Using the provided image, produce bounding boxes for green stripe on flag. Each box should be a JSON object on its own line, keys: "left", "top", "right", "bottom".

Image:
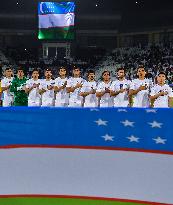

{"left": 0, "top": 197, "right": 150, "bottom": 205}
{"left": 38, "top": 26, "right": 75, "bottom": 40}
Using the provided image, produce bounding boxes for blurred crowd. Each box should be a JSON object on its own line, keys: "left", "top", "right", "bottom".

{"left": 0, "top": 43, "right": 173, "bottom": 84}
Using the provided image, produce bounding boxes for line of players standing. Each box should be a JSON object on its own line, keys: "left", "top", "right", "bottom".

{"left": 1, "top": 65, "right": 173, "bottom": 108}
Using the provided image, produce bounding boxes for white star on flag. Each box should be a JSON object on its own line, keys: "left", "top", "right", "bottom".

{"left": 153, "top": 137, "right": 167, "bottom": 144}
{"left": 121, "top": 120, "right": 135, "bottom": 127}
{"left": 117, "top": 109, "right": 127, "bottom": 112}
{"left": 127, "top": 135, "right": 140, "bottom": 143}
{"left": 146, "top": 109, "right": 157, "bottom": 113}
{"left": 148, "top": 121, "right": 163, "bottom": 128}
{"left": 102, "top": 134, "right": 114, "bottom": 141}
{"left": 95, "top": 119, "right": 108, "bottom": 126}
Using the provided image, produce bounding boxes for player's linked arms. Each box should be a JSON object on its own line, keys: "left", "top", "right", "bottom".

{"left": 33, "top": 83, "right": 40, "bottom": 88}
{"left": 159, "top": 90, "right": 168, "bottom": 96}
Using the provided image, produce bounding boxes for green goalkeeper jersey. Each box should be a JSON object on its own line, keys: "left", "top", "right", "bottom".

{"left": 10, "top": 77, "right": 28, "bottom": 106}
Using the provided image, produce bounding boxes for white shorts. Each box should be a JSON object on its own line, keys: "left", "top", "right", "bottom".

{"left": 84, "top": 103, "right": 97, "bottom": 108}
{"left": 28, "top": 100, "right": 41, "bottom": 107}
{"left": 100, "top": 103, "right": 110, "bottom": 108}
{"left": 114, "top": 101, "right": 129, "bottom": 108}
{"left": 153, "top": 103, "right": 169, "bottom": 108}
{"left": 3, "top": 100, "right": 13, "bottom": 107}
{"left": 41, "top": 99, "right": 54, "bottom": 107}
{"left": 68, "top": 102, "right": 82, "bottom": 108}
{"left": 133, "top": 102, "right": 149, "bottom": 108}
{"left": 55, "top": 102, "right": 68, "bottom": 107}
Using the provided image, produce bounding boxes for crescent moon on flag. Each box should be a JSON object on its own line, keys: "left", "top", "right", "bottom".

{"left": 65, "top": 13, "right": 74, "bottom": 25}
{"left": 40, "top": 2, "right": 44, "bottom": 14}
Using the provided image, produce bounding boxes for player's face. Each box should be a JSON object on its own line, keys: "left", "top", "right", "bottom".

{"left": 45, "top": 71, "right": 52, "bottom": 79}
{"left": 137, "top": 68, "right": 146, "bottom": 78}
{"left": 32, "top": 71, "right": 39, "bottom": 79}
{"left": 73, "top": 68, "right": 80, "bottom": 77}
{"left": 102, "top": 72, "right": 110, "bottom": 81}
{"left": 17, "top": 70, "right": 24, "bottom": 78}
{"left": 117, "top": 70, "right": 125, "bottom": 79}
{"left": 157, "top": 74, "right": 166, "bottom": 85}
{"left": 59, "top": 68, "right": 66, "bottom": 76}
{"left": 88, "top": 73, "right": 95, "bottom": 81}
{"left": 5, "top": 69, "right": 13, "bottom": 78}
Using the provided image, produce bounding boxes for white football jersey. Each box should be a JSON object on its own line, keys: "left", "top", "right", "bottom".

{"left": 54, "top": 77, "right": 69, "bottom": 106}
{"left": 39, "top": 79, "right": 55, "bottom": 106}
{"left": 150, "top": 84, "right": 173, "bottom": 108}
{"left": 110, "top": 79, "right": 131, "bottom": 107}
{"left": 96, "top": 81, "right": 113, "bottom": 107}
{"left": 67, "top": 77, "right": 85, "bottom": 106}
{"left": 26, "top": 79, "right": 41, "bottom": 105}
{"left": 130, "top": 78, "right": 151, "bottom": 107}
{"left": 80, "top": 81, "right": 98, "bottom": 107}
{"left": 1, "top": 77, "right": 14, "bottom": 106}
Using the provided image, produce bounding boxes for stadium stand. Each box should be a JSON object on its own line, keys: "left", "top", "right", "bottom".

{"left": 0, "top": 43, "right": 173, "bottom": 84}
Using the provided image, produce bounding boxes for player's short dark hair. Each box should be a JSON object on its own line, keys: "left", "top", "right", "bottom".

{"left": 137, "top": 66, "right": 148, "bottom": 73}
{"left": 44, "top": 68, "right": 52, "bottom": 72}
{"left": 101, "top": 70, "right": 110, "bottom": 81}
{"left": 72, "top": 65, "right": 80, "bottom": 70}
{"left": 58, "top": 66, "right": 68, "bottom": 76}
{"left": 137, "top": 65, "right": 145, "bottom": 70}
{"left": 117, "top": 67, "right": 126, "bottom": 72}
{"left": 87, "top": 70, "right": 95, "bottom": 76}
{"left": 5, "top": 67, "right": 12, "bottom": 71}
{"left": 59, "top": 66, "right": 67, "bottom": 71}
{"left": 17, "top": 67, "right": 25, "bottom": 72}
{"left": 158, "top": 71, "right": 167, "bottom": 78}
{"left": 32, "top": 69, "right": 39, "bottom": 74}
{"left": 137, "top": 65, "right": 147, "bottom": 71}
{"left": 102, "top": 70, "right": 110, "bottom": 76}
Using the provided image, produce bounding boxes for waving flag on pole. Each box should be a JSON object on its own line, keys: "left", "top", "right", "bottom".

{"left": 38, "top": 2, "right": 75, "bottom": 40}
{"left": 0, "top": 107, "right": 173, "bottom": 205}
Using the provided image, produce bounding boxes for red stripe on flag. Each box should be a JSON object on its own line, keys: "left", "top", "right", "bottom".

{"left": 0, "top": 195, "right": 170, "bottom": 205}
{"left": 0, "top": 145, "right": 172, "bottom": 156}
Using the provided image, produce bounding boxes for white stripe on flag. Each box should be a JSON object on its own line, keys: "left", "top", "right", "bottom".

{"left": 0, "top": 148, "right": 173, "bottom": 204}
{"left": 39, "top": 13, "right": 74, "bottom": 28}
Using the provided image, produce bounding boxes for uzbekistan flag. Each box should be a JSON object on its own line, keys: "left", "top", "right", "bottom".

{"left": 0, "top": 107, "right": 173, "bottom": 205}
{"left": 38, "top": 2, "right": 75, "bottom": 40}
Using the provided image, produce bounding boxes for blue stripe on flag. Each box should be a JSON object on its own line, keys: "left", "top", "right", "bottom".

{"left": 38, "top": 2, "right": 75, "bottom": 15}
{"left": 0, "top": 107, "right": 173, "bottom": 153}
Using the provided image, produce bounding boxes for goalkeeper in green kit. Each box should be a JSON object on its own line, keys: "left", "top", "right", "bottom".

{"left": 10, "top": 67, "right": 28, "bottom": 106}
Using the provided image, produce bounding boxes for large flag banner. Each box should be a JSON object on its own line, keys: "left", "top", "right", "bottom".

{"left": 38, "top": 2, "right": 75, "bottom": 40}
{"left": 0, "top": 107, "right": 173, "bottom": 205}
